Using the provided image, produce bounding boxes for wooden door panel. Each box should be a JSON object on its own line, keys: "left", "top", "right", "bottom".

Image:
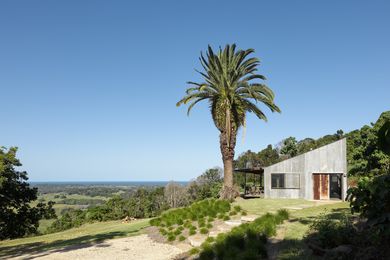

{"left": 313, "top": 174, "right": 320, "bottom": 200}
{"left": 320, "top": 174, "right": 329, "bottom": 199}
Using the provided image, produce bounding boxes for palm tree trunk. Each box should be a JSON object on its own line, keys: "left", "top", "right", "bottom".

{"left": 219, "top": 126, "right": 238, "bottom": 200}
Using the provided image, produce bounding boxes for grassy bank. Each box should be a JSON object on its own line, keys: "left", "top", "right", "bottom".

{"left": 0, "top": 219, "right": 150, "bottom": 258}
{"left": 274, "top": 202, "right": 350, "bottom": 259}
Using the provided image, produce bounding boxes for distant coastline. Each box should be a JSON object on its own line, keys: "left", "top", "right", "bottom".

{"left": 30, "top": 181, "right": 189, "bottom": 186}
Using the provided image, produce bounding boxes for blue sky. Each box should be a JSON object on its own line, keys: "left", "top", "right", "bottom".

{"left": 1, "top": 1, "right": 389, "bottom": 181}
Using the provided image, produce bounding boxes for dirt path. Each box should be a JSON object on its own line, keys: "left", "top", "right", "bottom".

{"left": 10, "top": 234, "right": 184, "bottom": 260}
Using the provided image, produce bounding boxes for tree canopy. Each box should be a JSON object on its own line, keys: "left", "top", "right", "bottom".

{"left": 177, "top": 44, "right": 280, "bottom": 199}
{"left": 0, "top": 147, "right": 56, "bottom": 240}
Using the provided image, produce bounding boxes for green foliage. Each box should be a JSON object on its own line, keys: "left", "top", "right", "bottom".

{"left": 306, "top": 212, "right": 355, "bottom": 249}
{"left": 277, "top": 209, "right": 290, "bottom": 220}
{"left": 50, "top": 187, "right": 168, "bottom": 233}
{"left": 233, "top": 205, "right": 241, "bottom": 212}
{"left": 189, "top": 247, "right": 200, "bottom": 255}
{"left": 0, "top": 147, "right": 56, "bottom": 240}
{"left": 223, "top": 215, "right": 230, "bottom": 221}
{"left": 347, "top": 111, "right": 390, "bottom": 176}
{"left": 229, "top": 211, "right": 237, "bottom": 216}
{"left": 167, "top": 234, "right": 176, "bottom": 241}
{"left": 178, "top": 235, "right": 186, "bottom": 241}
{"left": 200, "top": 227, "right": 209, "bottom": 234}
{"left": 241, "top": 210, "right": 248, "bottom": 216}
{"left": 186, "top": 168, "right": 223, "bottom": 203}
{"left": 177, "top": 44, "right": 280, "bottom": 133}
{"left": 197, "top": 210, "right": 289, "bottom": 259}
{"left": 151, "top": 199, "right": 230, "bottom": 240}
{"left": 348, "top": 175, "right": 390, "bottom": 235}
{"left": 205, "top": 236, "right": 214, "bottom": 243}
{"left": 280, "top": 137, "right": 298, "bottom": 158}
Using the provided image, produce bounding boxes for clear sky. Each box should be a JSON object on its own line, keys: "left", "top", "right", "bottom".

{"left": 1, "top": 1, "right": 389, "bottom": 181}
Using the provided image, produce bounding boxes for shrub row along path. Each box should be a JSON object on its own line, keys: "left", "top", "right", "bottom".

{"left": 3, "top": 199, "right": 343, "bottom": 260}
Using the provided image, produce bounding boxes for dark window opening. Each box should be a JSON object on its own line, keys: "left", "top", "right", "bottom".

{"left": 271, "top": 174, "right": 285, "bottom": 189}
{"left": 329, "top": 174, "right": 342, "bottom": 199}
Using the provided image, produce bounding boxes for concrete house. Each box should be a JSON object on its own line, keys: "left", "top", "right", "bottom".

{"left": 263, "top": 138, "right": 348, "bottom": 200}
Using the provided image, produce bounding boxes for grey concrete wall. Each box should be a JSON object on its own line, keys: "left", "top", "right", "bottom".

{"left": 264, "top": 138, "right": 347, "bottom": 200}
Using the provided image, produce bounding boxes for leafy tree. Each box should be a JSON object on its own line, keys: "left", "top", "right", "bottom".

{"left": 346, "top": 111, "right": 390, "bottom": 176}
{"left": 0, "top": 147, "right": 56, "bottom": 239}
{"left": 177, "top": 44, "right": 280, "bottom": 199}
{"left": 347, "top": 113, "right": 390, "bottom": 240}
{"left": 280, "top": 137, "right": 298, "bottom": 158}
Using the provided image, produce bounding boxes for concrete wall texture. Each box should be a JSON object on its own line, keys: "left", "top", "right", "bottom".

{"left": 264, "top": 138, "right": 348, "bottom": 200}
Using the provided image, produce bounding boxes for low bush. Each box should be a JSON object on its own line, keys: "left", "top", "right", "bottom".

{"left": 196, "top": 210, "right": 289, "bottom": 259}
{"left": 306, "top": 212, "right": 355, "bottom": 249}
{"left": 189, "top": 247, "right": 200, "bottom": 255}
{"left": 189, "top": 229, "right": 196, "bottom": 236}
{"left": 229, "top": 211, "right": 237, "bottom": 216}
{"left": 178, "top": 235, "right": 186, "bottom": 241}
{"left": 200, "top": 228, "right": 209, "bottom": 234}
{"left": 150, "top": 199, "right": 231, "bottom": 240}
{"left": 205, "top": 236, "right": 214, "bottom": 243}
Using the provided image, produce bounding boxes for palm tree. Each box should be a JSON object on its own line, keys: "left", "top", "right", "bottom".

{"left": 177, "top": 44, "right": 281, "bottom": 199}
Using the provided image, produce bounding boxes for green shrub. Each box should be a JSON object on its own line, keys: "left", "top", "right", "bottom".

{"left": 241, "top": 210, "right": 247, "bottom": 216}
{"left": 196, "top": 211, "right": 287, "bottom": 259}
{"left": 276, "top": 209, "right": 289, "bottom": 222}
{"left": 149, "top": 218, "right": 161, "bottom": 226}
{"left": 159, "top": 228, "right": 167, "bottom": 235}
{"left": 229, "top": 211, "right": 237, "bottom": 216}
{"left": 205, "top": 236, "right": 215, "bottom": 243}
{"left": 189, "top": 229, "right": 196, "bottom": 236}
{"left": 206, "top": 223, "right": 213, "bottom": 229}
{"left": 176, "top": 218, "right": 184, "bottom": 225}
{"left": 223, "top": 215, "right": 230, "bottom": 221}
{"left": 306, "top": 212, "right": 356, "bottom": 249}
{"left": 167, "top": 234, "right": 176, "bottom": 241}
{"left": 200, "top": 228, "right": 209, "bottom": 234}
{"left": 199, "top": 243, "right": 215, "bottom": 259}
{"left": 178, "top": 235, "right": 186, "bottom": 241}
{"left": 217, "top": 213, "right": 224, "bottom": 219}
{"left": 348, "top": 174, "right": 390, "bottom": 237}
{"left": 207, "top": 216, "right": 215, "bottom": 222}
{"left": 189, "top": 247, "right": 200, "bottom": 255}
{"left": 233, "top": 205, "right": 242, "bottom": 212}
{"left": 174, "top": 229, "right": 182, "bottom": 236}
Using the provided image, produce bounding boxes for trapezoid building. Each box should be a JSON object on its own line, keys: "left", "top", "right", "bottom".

{"left": 263, "top": 138, "right": 348, "bottom": 200}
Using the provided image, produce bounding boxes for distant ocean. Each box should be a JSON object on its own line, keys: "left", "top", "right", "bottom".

{"left": 30, "top": 181, "right": 189, "bottom": 186}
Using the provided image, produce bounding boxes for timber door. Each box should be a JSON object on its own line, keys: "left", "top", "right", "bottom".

{"left": 313, "top": 174, "right": 330, "bottom": 200}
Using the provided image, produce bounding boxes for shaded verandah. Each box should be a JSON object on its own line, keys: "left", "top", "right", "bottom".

{"left": 234, "top": 167, "right": 264, "bottom": 198}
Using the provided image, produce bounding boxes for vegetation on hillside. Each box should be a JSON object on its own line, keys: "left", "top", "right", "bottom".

{"left": 234, "top": 111, "right": 390, "bottom": 179}
{"left": 195, "top": 209, "right": 289, "bottom": 259}
{"left": 177, "top": 44, "right": 280, "bottom": 200}
{"left": 47, "top": 168, "right": 223, "bottom": 234}
{"left": 150, "top": 199, "right": 247, "bottom": 242}
{"left": 0, "top": 147, "right": 56, "bottom": 240}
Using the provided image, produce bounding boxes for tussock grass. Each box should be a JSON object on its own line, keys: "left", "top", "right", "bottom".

{"left": 197, "top": 209, "right": 289, "bottom": 259}
{"left": 149, "top": 199, "right": 231, "bottom": 241}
